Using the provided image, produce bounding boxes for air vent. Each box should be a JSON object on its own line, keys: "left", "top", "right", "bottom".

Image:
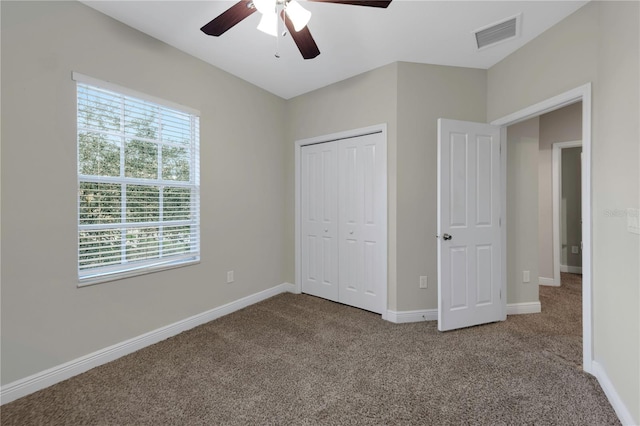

{"left": 474, "top": 15, "right": 520, "bottom": 50}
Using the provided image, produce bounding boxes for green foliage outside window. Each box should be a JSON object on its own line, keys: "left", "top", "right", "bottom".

{"left": 78, "top": 84, "right": 197, "bottom": 274}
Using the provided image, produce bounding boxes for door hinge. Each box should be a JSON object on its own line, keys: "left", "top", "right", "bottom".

{"left": 499, "top": 217, "right": 502, "bottom": 227}
{"left": 500, "top": 289, "right": 502, "bottom": 300}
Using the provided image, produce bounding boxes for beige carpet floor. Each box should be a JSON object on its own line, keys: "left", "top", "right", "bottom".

{"left": 1, "top": 273, "right": 619, "bottom": 425}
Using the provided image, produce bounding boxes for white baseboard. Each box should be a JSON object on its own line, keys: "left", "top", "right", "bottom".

{"left": 386, "top": 308, "right": 438, "bottom": 323}
{"left": 387, "top": 302, "right": 541, "bottom": 323}
{"left": 560, "top": 264, "right": 583, "bottom": 274}
{"left": 539, "top": 277, "right": 560, "bottom": 286}
{"left": 592, "top": 361, "right": 636, "bottom": 425}
{"left": 506, "top": 301, "right": 541, "bottom": 315}
{"left": 0, "top": 282, "right": 296, "bottom": 405}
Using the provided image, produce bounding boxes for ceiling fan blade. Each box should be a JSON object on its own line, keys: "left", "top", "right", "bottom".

{"left": 201, "top": 1, "right": 256, "bottom": 36}
{"left": 281, "top": 11, "right": 320, "bottom": 60}
{"left": 307, "top": 0, "right": 392, "bottom": 8}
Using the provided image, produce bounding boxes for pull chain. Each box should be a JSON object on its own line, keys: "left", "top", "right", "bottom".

{"left": 275, "top": 4, "right": 279, "bottom": 58}
{"left": 282, "top": 1, "right": 288, "bottom": 38}
{"left": 275, "top": 1, "right": 289, "bottom": 59}
{"left": 275, "top": 2, "right": 282, "bottom": 58}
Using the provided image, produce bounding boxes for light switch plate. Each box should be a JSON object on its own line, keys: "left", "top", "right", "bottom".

{"left": 627, "top": 208, "right": 640, "bottom": 234}
{"left": 419, "top": 276, "right": 428, "bottom": 289}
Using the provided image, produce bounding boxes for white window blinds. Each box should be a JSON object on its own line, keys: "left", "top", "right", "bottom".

{"left": 75, "top": 74, "right": 200, "bottom": 285}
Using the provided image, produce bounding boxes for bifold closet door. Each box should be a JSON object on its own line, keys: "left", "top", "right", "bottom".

{"left": 301, "top": 132, "right": 385, "bottom": 315}
{"left": 301, "top": 142, "right": 339, "bottom": 302}
{"left": 338, "top": 133, "right": 385, "bottom": 314}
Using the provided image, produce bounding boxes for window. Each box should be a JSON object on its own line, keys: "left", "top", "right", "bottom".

{"left": 74, "top": 73, "right": 200, "bottom": 285}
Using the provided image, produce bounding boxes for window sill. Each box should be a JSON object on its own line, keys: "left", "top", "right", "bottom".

{"left": 78, "top": 258, "right": 200, "bottom": 288}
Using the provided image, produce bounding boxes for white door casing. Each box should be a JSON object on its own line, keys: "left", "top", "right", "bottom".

{"left": 437, "top": 119, "right": 504, "bottom": 331}
{"left": 301, "top": 142, "right": 339, "bottom": 302}
{"left": 490, "top": 84, "right": 592, "bottom": 372}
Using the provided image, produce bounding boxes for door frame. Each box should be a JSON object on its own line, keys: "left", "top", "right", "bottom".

{"left": 294, "top": 123, "right": 388, "bottom": 320}
{"left": 491, "top": 83, "right": 592, "bottom": 373}
{"left": 551, "top": 140, "right": 583, "bottom": 285}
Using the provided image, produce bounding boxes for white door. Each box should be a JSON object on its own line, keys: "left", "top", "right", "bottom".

{"left": 301, "top": 142, "right": 339, "bottom": 302}
{"left": 437, "top": 119, "right": 503, "bottom": 331}
{"left": 338, "top": 133, "right": 386, "bottom": 314}
{"left": 300, "top": 129, "right": 387, "bottom": 315}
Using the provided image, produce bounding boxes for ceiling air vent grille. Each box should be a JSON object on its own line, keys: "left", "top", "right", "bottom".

{"left": 475, "top": 16, "right": 519, "bottom": 49}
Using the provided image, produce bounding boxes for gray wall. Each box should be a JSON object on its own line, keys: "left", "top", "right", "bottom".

{"left": 561, "top": 147, "right": 582, "bottom": 268}
{"left": 488, "top": 1, "right": 639, "bottom": 421}
{"left": 284, "top": 63, "right": 400, "bottom": 307}
{"left": 395, "top": 62, "right": 486, "bottom": 311}
{"left": 1, "top": 1, "right": 287, "bottom": 385}
{"left": 506, "top": 118, "right": 540, "bottom": 304}
{"left": 286, "top": 62, "right": 487, "bottom": 312}
{"left": 538, "top": 103, "right": 582, "bottom": 279}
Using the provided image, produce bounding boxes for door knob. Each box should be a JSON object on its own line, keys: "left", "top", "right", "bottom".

{"left": 442, "top": 233, "right": 452, "bottom": 241}
{"left": 324, "top": 229, "right": 328, "bottom": 233}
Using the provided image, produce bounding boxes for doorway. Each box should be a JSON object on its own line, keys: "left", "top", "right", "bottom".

{"left": 552, "top": 141, "right": 583, "bottom": 283}
{"left": 492, "top": 83, "right": 593, "bottom": 373}
{"left": 535, "top": 101, "right": 584, "bottom": 287}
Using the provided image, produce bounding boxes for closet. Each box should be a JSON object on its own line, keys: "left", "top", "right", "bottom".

{"left": 300, "top": 130, "right": 386, "bottom": 314}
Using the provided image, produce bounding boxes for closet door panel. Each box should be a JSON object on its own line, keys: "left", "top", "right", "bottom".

{"left": 301, "top": 142, "right": 339, "bottom": 302}
{"left": 338, "top": 133, "right": 385, "bottom": 314}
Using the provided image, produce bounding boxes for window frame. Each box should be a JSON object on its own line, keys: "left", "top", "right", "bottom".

{"left": 73, "top": 72, "right": 200, "bottom": 287}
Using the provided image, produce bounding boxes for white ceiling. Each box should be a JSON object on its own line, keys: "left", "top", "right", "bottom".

{"left": 81, "top": 0, "right": 588, "bottom": 99}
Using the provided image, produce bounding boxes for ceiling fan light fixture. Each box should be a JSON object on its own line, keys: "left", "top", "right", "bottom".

{"left": 201, "top": 0, "right": 392, "bottom": 59}
{"left": 253, "top": 0, "right": 276, "bottom": 15}
{"left": 257, "top": 12, "right": 278, "bottom": 36}
{"left": 286, "top": 0, "right": 311, "bottom": 32}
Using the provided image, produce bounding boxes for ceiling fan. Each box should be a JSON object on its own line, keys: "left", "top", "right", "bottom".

{"left": 201, "top": 0, "right": 392, "bottom": 60}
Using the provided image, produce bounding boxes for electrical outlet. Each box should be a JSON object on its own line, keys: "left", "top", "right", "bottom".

{"left": 523, "top": 270, "right": 530, "bottom": 283}
{"left": 419, "top": 276, "right": 428, "bottom": 289}
{"left": 227, "top": 270, "right": 234, "bottom": 283}
{"left": 571, "top": 246, "right": 579, "bottom": 254}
